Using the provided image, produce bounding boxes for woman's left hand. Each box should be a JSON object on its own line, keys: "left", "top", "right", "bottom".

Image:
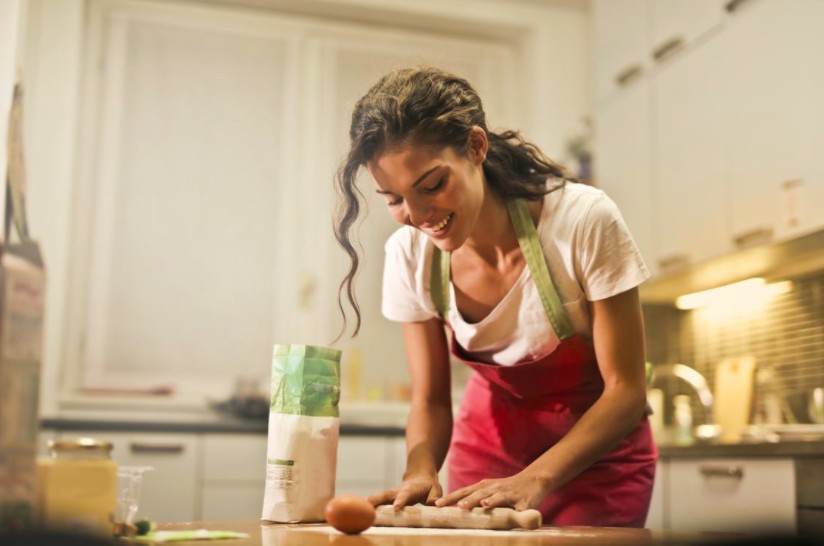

{"left": 434, "top": 470, "right": 550, "bottom": 511}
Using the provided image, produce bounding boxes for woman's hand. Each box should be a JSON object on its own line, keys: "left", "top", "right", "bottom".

{"left": 434, "top": 470, "right": 549, "bottom": 511}
{"left": 368, "top": 471, "right": 443, "bottom": 509}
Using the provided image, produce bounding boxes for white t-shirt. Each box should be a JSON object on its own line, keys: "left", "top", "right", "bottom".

{"left": 381, "top": 182, "right": 650, "bottom": 366}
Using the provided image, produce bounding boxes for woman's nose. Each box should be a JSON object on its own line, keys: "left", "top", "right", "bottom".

{"left": 405, "top": 200, "right": 431, "bottom": 227}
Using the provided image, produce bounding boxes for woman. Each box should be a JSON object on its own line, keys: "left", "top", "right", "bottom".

{"left": 333, "top": 66, "right": 656, "bottom": 527}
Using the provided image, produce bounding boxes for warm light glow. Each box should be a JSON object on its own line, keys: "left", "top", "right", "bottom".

{"left": 675, "top": 278, "right": 792, "bottom": 310}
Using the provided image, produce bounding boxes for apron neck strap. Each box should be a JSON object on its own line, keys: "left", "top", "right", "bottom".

{"left": 431, "top": 198, "right": 575, "bottom": 340}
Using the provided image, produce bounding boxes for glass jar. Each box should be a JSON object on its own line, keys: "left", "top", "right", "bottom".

{"left": 35, "top": 438, "right": 117, "bottom": 536}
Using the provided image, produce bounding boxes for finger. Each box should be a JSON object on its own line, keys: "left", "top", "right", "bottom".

{"left": 392, "top": 488, "right": 412, "bottom": 509}
{"left": 456, "top": 488, "right": 494, "bottom": 510}
{"left": 367, "top": 489, "right": 397, "bottom": 506}
{"left": 435, "top": 485, "right": 476, "bottom": 507}
{"left": 425, "top": 483, "right": 443, "bottom": 505}
{"left": 478, "top": 492, "right": 509, "bottom": 509}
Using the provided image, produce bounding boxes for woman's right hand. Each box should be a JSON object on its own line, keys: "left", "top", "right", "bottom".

{"left": 367, "top": 471, "right": 443, "bottom": 509}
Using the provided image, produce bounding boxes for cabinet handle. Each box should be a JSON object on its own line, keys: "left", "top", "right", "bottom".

{"left": 615, "top": 64, "right": 643, "bottom": 87}
{"left": 657, "top": 253, "right": 691, "bottom": 272}
{"left": 699, "top": 465, "right": 744, "bottom": 480}
{"left": 725, "top": 0, "right": 754, "bottom": 13}
{"left": 130, "top": 442, "right": 185, "bottom": 454}
{"left": 732, "top": 226, "right": 774, "bottom": 248}
{"left": 652, "top": 36, "right": 685, "bottom": 62}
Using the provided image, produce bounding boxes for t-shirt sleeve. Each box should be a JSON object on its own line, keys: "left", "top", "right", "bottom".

{"left": 575, "top": 192, "right": 651, "bottom": 301}
{"left": 382, "top": 229, "right": 436, "bottom": 323}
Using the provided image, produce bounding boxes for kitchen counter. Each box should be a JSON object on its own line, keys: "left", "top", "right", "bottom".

{"left": 145, "top": 520, "right": 743, "bottom": 546}
{"left": 41, "top": 412, "right": 824, "bottom": 458}
{"left": 657, "top": 438, "right": 824, "bottom": 458}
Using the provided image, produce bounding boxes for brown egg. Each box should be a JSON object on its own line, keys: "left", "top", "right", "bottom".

{"left": 325, "top": 495, "right": 376, "bottom": 535}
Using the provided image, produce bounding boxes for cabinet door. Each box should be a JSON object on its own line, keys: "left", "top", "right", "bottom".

{"left": 724, "top": 0, "right": 824, "bottom": 244}
{"left": 649, "top": 0, "right": 723, "bottom": 63}
{"left": 592, "top": 0, "right": 651, "bottom": 103}
{"left": 59, "top": 431, "right": 199, "bottom": 522}
{"left": 336, "top": 436, "right": 389, "bottom": 497}
{"left": 668, "top": 458, "right": 795, "bottom": 534}
{"left": 653, "top": 32, "right": 732, "bottom": 270}
{"left": 593, "top": 79, "right": 656, "bottom": 277}
{"left": 200, "top": 434, "right": 267, "bottom": 520}
{"left": 646, "top": 460, "right": 666, "bottom": 529}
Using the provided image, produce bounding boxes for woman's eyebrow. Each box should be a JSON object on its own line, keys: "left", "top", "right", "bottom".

{"left": 375, "top": 165, "right": 442, "bottom": 194}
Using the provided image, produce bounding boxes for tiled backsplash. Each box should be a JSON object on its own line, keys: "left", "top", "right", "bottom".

{"left": 643, "top": 271, "right": 824, "bottom": 425}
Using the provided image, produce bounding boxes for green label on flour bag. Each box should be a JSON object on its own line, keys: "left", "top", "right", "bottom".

{"left": 270, "top": 344, "right": 341, "bottom": 418}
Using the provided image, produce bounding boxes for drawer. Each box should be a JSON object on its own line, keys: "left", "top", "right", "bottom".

{"left": 59, "top": 430, "right": 199, "bottom": 522}
{"left": 668, "top": 458, "right": 795, "bottom": 534}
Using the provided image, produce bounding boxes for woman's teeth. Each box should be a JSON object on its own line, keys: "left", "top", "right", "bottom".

{"left": 430, "top": 214, "right": 452, "bottom": 233}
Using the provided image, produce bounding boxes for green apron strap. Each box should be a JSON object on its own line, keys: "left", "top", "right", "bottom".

{"left": 506, "top": 199, "right": 575, "bottom": 340}
{"left": 431, "top": 245, "right": 450, "bottom": 318}
{"left": 429, "top": 199, "right": 575, "bottom": 340}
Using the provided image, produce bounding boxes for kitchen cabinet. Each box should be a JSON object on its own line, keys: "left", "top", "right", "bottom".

{"left": 200, "top": 434, "right": 267, "bottom": 520}
{"left": 666, "top": 457, "right": 795, "bottom": 534}
{"left": 649, "top": 0, "right": 724, "bottom": 64}
{"left": 593, "top": 0, "right": 824, "bottom": 282}
{"left": 56, "top": 430, "right": 199, "bottom": 522}
{"left": 591, "top": 0, "right": 650, "bottom": 104}
{"left": 592, "top": 76, "right": 657, "bottom": 276}
{"left": 723, "top": 0, "right": 824, "bottom": 245}
{"left": 652, "top": 30, "right": 732, "bottom": 270}
{"left": 796, "top": 458, "right": 824, "bottom": 538}
{"left": 646, "top": 461, "right": 666, "bottom": 529}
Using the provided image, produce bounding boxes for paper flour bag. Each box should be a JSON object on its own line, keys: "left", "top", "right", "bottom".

{"left": 261, "top": 344, "right": 341, "bottom": 522}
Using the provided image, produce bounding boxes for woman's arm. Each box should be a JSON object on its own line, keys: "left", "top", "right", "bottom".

{"left": 368, "top": 318, "right": 453, "bottom": 508}
{"left": 436, "top": 286, "right": 648, "bottom": 510}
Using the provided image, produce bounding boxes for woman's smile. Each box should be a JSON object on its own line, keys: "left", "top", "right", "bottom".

{"left": 424, "top": 213, "right": 453, "bottom": 237}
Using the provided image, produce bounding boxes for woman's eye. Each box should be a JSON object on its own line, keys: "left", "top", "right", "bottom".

{"left": 387, "top": 196, "right": 402, "bottom": 207}
{"left": 424, "top": 178, "right": 445, "bottom": 194}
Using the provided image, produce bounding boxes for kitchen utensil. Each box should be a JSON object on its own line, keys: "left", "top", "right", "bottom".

{"left": 374, "top": 505, "right": 541, "bottom": 530}
{"left": 713, "top": 356, "right": 756, "bottom": 441}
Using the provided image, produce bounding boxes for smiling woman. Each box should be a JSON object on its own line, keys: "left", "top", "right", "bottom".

{"left": 332, "top": 66, "right": 656, "bottom": 527}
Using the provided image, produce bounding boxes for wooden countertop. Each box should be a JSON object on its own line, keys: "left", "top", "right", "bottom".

{"left": 148, "top": 520, "right": 740, "bottom": 546}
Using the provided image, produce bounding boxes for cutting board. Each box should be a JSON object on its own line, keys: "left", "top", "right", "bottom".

{"left": 714, "top": 356, "right": 756, "bottom": 441}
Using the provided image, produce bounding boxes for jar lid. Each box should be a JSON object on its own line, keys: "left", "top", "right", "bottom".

{"left": 48, "top": 437, "right": 114, "bottom": 455}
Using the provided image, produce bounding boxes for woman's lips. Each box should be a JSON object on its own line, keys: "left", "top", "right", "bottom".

{"left": 425, "top": 213, "right": 453, "bottom": 236}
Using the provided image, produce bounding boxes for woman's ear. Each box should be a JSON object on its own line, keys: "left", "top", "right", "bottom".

{"left": 466, "top": 126, "right": 488, "bottom": 165}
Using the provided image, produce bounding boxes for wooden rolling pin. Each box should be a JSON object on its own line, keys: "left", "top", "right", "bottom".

{"left": 374, "top": 505, "right": 542, "bottom": 530}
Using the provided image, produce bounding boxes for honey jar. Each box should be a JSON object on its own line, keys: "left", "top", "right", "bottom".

{"left": 35, "top": 438, "right": 117, "bottom": 536}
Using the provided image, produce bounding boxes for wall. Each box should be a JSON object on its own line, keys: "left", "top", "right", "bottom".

{"left": 644, "top": 270, "right": 824, "bottom": 425}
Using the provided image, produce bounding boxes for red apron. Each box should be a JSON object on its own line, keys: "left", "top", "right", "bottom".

{"left": 431, "top": 199, "right": 657, "bottom": 527}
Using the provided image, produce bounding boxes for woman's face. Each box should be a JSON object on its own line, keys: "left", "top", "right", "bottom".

{"left": 367, "top": 135, "right": 487, "bottom": 252}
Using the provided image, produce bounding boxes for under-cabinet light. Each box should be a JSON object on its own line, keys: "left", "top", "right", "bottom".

{"left": 675, "top": 278, "right": 792, "bottom": 310}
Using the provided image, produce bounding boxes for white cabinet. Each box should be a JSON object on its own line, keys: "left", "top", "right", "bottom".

{"left": 667, "top": 458, "right": 796, "bottom": 534}
{"left": 593, "top": 78, "right": 657, "bottom": 276}
{"left": 200, "top": 434, "right": 267, "bottom": 520}
{"left": 646, "top": 460, "right": 666, "bottom": 529}
{"left": 649, "top": 0, "right": 724, "bottom": 63}
{"left": 593, "top": 0, "right": 824, "bottom": 281}
{"left": 652, "top": 31, "right": 732, "bottom": 269}
{"left": 592, "top": 0, "right": 650, "bottom": 103}
{"left": 723, "top": 0, "right": 824, "bottom": 245}
{"left": 58, "top": 430, "right": 199, "bottom": 523}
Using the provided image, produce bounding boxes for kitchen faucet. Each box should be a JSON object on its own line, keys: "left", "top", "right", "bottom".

{"left": 650, "top": 363, "right": 722, "bottom": 440}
